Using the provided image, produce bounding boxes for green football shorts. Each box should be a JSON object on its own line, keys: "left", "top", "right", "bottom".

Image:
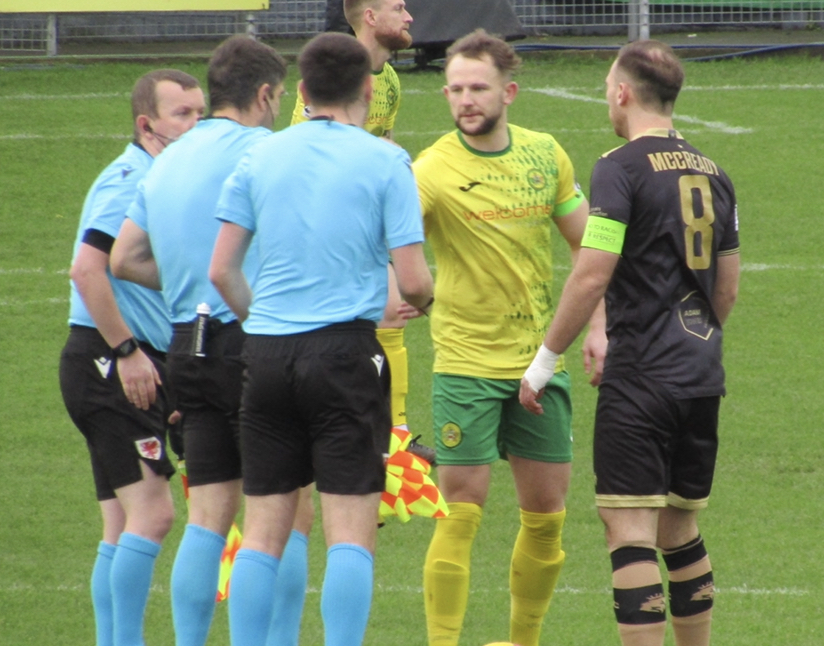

{"left": 432, "top": 372, "right": 573, "bottom": 465}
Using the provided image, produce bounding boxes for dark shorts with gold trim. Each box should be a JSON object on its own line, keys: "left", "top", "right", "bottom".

{"left": 594, "top": 375, "right": 719, "bottom": 509}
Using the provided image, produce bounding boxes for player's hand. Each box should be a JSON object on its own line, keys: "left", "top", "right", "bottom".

{"left": 520, "top": 344, "right": 558, "bottom": 414}
{"left": 582, "top": 328, "right": 608, "bottom": 387}
{"left": 397, "top": 301, "right": 426, "bottom": 320}
{"left": 117, "top": 349, "right": 161, "bottom": 410}
{"left": 519, "top": 379, "right": 545, "bottom": 415}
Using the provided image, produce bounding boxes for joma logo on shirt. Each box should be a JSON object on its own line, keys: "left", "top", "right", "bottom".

{"left": 462, "top": 204, "right": 551, "bottom": 221}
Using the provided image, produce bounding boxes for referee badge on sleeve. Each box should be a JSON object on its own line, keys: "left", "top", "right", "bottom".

{"left": 135, "top": 438, "right": 163, "bottom": 460}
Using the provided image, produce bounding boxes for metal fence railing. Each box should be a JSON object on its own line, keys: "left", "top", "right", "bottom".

{"left": 2, "top": 1, "right": 823, "bottom": 55}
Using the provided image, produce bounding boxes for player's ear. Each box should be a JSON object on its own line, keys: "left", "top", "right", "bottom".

{"left": 503, "top": 81, "right": 518, "bottom": 105}
{"left": 617, "top": 81, "right": 631, "bottom": 107}
{"left": 135, "top": 114, "right": 152, "bottom": 136}
{"left": 258, "top": 83, "right": 271, "bottom": 109}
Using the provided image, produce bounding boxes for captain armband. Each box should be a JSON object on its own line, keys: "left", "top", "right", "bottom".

{"left": 581, "top": 216, "right": 626, "bottom": 254}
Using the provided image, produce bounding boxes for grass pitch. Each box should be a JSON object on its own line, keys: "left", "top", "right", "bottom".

{"left": 1, "top": 49, "right": 823, "bottom": 645}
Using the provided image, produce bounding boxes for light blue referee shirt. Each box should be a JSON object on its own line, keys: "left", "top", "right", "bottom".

{"left": 215, "top": 119, "right": 424, "bottom": 336}
{"left": 127, "top": 118, "right": 271, "bottom": 324}
{"left": 68, "top": 143, "right": 172, "bottom": 351}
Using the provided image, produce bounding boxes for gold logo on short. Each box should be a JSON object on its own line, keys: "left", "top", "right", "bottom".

{"left": 692, "top": 582, "right": 715, "bottom": 602}
{"left": 639, "top": 592, "right": 666, "bottom": 614}
{"left": 441, "top": 423, "right": 461, "bottom": 448}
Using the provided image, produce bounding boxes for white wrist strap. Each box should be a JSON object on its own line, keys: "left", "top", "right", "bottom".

{"left": 523, "top": 345, "right": 559, "bottom": 393}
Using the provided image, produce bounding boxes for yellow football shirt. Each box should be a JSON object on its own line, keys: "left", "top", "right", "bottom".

{"left": 413, "top": 125, "right": 584, "bottom": 379}
{"left": 290, "top": 62, "right": 401, "bottom": 138}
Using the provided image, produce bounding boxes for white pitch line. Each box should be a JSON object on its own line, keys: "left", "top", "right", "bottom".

{"left": 671, "top": 113, "right": 752, "bottom": 134}
{"left": 527, "top": 87, "right": 753, "bottom": 134}
{"left": 0, "top": 92, "right": 128, "bottom": 100}
{"left": 0, "top": 296, "right": 68, "bottom": 307}
{"left": 4, "top": 581, "right": 809, "bottom": 596}
{"left": 0, "top": 133, "right": 130, "bottom": 141}
{"left": 684, "top": 83, "right": 824, "bottom": 92}
{"left": 742, "top": 263, "right": 824, "bottom": 271}
{"left": 369, "top": 583, "right": 809, "bottom": 596}
{"left": 0, "top": 267, "right": 45, "bottom": 274}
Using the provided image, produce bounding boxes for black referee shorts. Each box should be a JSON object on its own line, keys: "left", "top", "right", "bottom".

{"left": 59, "top": 326, "right": 175, "bottom": 501}
{"left": 241, "top": 320, "right": 391, "bottom": 497}
{"left": 167, "top": 320, "right": 245, "bottom": 487}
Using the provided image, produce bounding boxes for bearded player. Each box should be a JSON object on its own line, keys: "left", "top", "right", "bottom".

{"left": 404, "top": 30, "right": 607, "bottom": 646}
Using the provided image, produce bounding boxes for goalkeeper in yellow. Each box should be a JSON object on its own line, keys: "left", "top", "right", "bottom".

{"left": 403, "top": 30, "right": 607, "bottom": 646}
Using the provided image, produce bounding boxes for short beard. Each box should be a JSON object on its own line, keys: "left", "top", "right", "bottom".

{"left": 375, "top": 29, "right": 413, "bottom": 51}
{"left": 455, "top": 112, "right": 500, "bottom": 137}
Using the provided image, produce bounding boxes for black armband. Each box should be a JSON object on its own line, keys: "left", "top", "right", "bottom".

{"left": 81, "top": 228, "right": 116, "bottom": 254}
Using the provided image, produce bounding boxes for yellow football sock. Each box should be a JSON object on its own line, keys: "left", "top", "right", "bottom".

{"left": 423, "top": 502, "right": 482, "bottom": 646}
{"left": 376, "top": 327, "right": 408, "bottom": 428}
{"left": 509, "top": 508, "right": 566, "bottom": 646}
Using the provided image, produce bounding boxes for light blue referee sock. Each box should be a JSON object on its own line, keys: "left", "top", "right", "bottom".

{"left": 171, "top": 524, "right": 226, "bottom": 646}
{"left": 267, "top": 530, "right": 309, "bottom": 646}
{"left": 321, "top": 544, "right": 374, "bottom": 646}
{"left": 111, "top": 532, "right": 161, "bottom": 646}
{"left": 91, "top": 541, "right": 117, "bottom": 646}
{"left": 229, "top": 548, "right": 280, "bottom": 646}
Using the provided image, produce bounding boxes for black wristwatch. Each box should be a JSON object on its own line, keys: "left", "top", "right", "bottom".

{"left": 112, "top": 336, "right": 140, "bottom": 358}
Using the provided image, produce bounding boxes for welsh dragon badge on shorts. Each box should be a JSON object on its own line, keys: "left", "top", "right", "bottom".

{"left": 135, "top": 438, "right": 163, "bottom": 460}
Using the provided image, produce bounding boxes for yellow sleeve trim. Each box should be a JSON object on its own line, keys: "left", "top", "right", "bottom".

{"left": 582, "top": 216, "right": 626, "bottom": 254}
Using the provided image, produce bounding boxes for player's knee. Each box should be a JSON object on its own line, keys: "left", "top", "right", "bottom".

{"left": 155, "top": 500, "right": 176, "bottom": 540}
{"left": 293, "top": 487, "right": 316, "bottom": 535}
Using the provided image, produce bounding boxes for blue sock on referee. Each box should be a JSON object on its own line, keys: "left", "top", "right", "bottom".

{"left": 321, "top": 544, "right": 374, "bottom": 646}
{"left": 171, "top": 524, "right": 226, "bottom": 646}
{"left": 91, "top": 541, "right": 116, "bottom": 646}
{"left": 111, "top": 532, "right": 161, "bottom": 646}
{"left": 267, "top": 530, "right": 309, "bottom": 646}
{"left": 229, "top": 548, "right": 280, "bottom": 646}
